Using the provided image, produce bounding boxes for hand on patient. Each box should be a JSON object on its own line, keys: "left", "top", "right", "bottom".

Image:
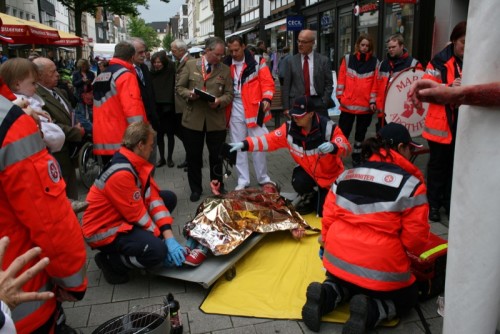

{"left": 165, "top": 237, "right": 187, "bottom": 267}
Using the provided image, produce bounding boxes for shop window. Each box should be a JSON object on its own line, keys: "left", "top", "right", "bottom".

{"left": 383, "top": 3, "right": 415, "bottom": 54}
{"left": 320, "top": 9, "right": 336, "bottom": 64}
{"left": 357, "top": 1, "right": 379, "bottom": 57}
{"left": 338, "top": 6, "right": 352, "bottom": 69}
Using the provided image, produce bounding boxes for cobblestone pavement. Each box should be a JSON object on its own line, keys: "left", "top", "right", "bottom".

{"left": 68, "top": 116, "right": 447, "bottom": 333}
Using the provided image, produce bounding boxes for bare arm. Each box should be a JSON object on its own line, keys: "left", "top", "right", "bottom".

{"left": 410, "top": 79, "right": 500, "bottom": 107}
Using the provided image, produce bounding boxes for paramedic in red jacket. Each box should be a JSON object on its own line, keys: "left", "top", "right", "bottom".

{"left": 302, "top": 123, "right": 430, "bottom": 333}
{"left": 0, "top": 95, "right": 87, "bottom": 333}
{"left": 229, "top": 95, "right": 350, "bottom": 217}
{"left": 224, "top": 35, "right": 275, "bottom": 190}
{"left": 83, "top": 122, "right": 185, "bottom": 285}
{"left": 375, "top": 34, "right": 422, "bottom": 131}
{"left": 421, "top": 21, "right": 466, "bottom": 223}
{"left": 336, "top": 34, "right": 379, "bottom": 166}
{"left": 93, "top": 41, "right": 148, "bottom": 161}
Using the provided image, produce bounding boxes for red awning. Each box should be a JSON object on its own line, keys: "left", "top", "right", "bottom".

{"left": 53, "top": 31, "right": 83, "bottom": 47}
{"left": 0, "top": 12, "right": 60, "bottom": 44}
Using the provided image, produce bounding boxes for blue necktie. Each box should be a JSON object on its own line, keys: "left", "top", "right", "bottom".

{"left": 135, "top": 66, "right": 145, "bottom": 85}
{"left": 206, "top": 63, "right": 212, "bottom": 74}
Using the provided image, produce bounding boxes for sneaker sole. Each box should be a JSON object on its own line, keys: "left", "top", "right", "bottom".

{"left": 302, "top": 282, "right": 323, "bottom": 332}
{"left": 342, "top": 295, "right": 369, "bottom": 334}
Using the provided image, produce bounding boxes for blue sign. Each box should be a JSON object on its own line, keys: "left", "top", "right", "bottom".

{"left": 287, "top": 16, "right": 304, "bottom": 31}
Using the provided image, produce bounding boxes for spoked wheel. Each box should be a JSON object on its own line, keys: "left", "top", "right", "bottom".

{"left": 78, "top": 141, "right": 102, "bottom": 189}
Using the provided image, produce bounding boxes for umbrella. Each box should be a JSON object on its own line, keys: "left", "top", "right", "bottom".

{"left": 0, "top": 12, "right": 60, "bottom": 44}
{"left": 188, "top": 47, "right": 204, "bottom": 54}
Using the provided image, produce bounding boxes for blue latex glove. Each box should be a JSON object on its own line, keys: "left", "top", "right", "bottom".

{"left": 318, "top": 142, "right": 335, "bottom": 154}
{"left": 165, "top": 238, "right": 186, "bottom": 267}
{"left": 229, "top": 142, "right": 244, "bottom": 152}
{"left": 319, "top": 247, "right": 324, "bottom": 260}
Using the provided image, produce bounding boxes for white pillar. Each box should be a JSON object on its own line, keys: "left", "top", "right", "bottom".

{"left": 443, "top": 1, "right": 500, "bottom": 333}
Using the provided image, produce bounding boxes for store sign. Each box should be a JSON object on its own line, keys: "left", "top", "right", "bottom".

{"left": 385, "top": 0, "right": 417, "bottom": 3}
{"left": 359, "top": 3, "right": 378, "bottom": 14}
{"left": 286, "top": 16, "right": 304, "bottom": 31}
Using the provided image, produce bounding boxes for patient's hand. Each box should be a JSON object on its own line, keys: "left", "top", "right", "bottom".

{"left": 291, "top": 227, "right": 305, "bottom": 240}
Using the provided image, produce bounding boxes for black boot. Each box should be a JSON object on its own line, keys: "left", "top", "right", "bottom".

{"left": 351, "top": 142, "right": 362, "bottom": 167}
{"left": 429, "top": 207, "right": 441, "bottom": 222}
{"left": 302, "top": 282, "right": 324, "bottom": 332}
{"left": 342, "top": 295, "right": 379, "bottom": 334}
{"left": 95, "top": 252, "right": 129, "bottom": 285}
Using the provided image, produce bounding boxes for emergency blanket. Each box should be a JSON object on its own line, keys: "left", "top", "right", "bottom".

{"left": 184, "top": 189, "right": 312, "bottom": 256}
{"left": 200, "top": 213, "right": 398, "bottom": 326}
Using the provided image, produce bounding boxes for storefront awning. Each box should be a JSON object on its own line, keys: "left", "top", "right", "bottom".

{"left": 226, "top": 26, "right": 256, "bottom": 38}
{"left": 0, "top": 12, "right": 60, "bottom": 44}
{"left": 264, "top": 18, "right": 287, "bottom": 30}
{"left": 53, "top": 31, "right": 83, "bottom": 47}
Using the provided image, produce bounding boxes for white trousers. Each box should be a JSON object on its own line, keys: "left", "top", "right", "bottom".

{"left": 230, "top": 117, "right": 271, "bottom": 187}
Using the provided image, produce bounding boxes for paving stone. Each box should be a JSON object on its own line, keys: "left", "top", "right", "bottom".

{"left": 149, "top": 275, "right": 187, "bottom": 296}
{"left": 76, "top": 284, "right": 114, "bottom": 307}
{"left": 253, "top": 320, "right": 303, "bottom": 334}
{"left": 213, "top": 324, "right": 258, "bottom": 334}
{"left": 231, "top": 316, "right": 271, "bottom": 327}
{"left": 87, "top": 300, "right": 129, "bottom": 327}
{"left": 187, "top": 308, "right": 233, "bottom": 333}
{"left": 65, "top": 305, "right": 91, "bottom": 328}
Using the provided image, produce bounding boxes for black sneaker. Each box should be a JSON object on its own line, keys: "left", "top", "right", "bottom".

{"left": 342, "top": 295, "right": 370, "bottom": 334}
{"left": 429, "top": 207, "right": 441, "bottom": 222}
{"left": 95, "top": 253, "right": 129, "bottom": 285}
{"left": 302, "top": 282, "right": 324, "bottom": 332}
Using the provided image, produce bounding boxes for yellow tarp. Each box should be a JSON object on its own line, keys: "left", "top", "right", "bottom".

{"left": 201, "top": 213, "right": 398, "bottom": 325}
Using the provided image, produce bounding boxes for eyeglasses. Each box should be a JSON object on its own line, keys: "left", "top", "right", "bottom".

{"left": 298, "top": 39, "right": 314, "bottom": 45}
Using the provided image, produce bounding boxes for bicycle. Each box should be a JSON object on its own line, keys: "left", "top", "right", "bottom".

{"left": 78, "top": 135, "right": 103, "bottom": 189}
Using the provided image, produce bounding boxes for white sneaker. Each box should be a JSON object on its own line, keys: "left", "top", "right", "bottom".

{"left": 235, "top": 184, "right": 247, "bottom": 191}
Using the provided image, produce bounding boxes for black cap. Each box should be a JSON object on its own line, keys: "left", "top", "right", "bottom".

{"left": 378, "top": 123, "right": 423, "bottom": 149}
{"left": 289, "top": 96, "right": 315, "bottom": 117}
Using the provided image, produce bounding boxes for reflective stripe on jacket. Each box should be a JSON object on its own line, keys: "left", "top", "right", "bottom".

{"left": 422, "top": 43, "right": 461, "bottom": 144}
{"left": 244, "top": 114, "right": 350, "bottom": 189}
{"left": 93, "top": 58, "right": 147, "bottom": 155}
{"left": 224, "top": 50, "right": 275, "bottom": 128}
{"left": 375, "top": 51, "right": 422, "bottom": 113}
{"left": 82, "top": 147, "right": 173, "bottom": 248}
{"left": 322, "top": 150, "right": 430, "bottom": 291}
{"left": 337, "top": 52, "right": 379, "bottom": 115}
{"left": 0, "top": 97, "right": 87, "bottom": 333}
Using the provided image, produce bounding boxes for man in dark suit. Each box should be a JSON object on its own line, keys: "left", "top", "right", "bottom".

{"left": 282, "top": 29, "right": 334, "bottom": 118}
{"left": 130, "top": 38, "right": 159, "bottom": 166}
{"left": 176, "top": 37, "right": 234, "bottom": 202}
{"left": 34, "top": 57, "right": 84, "bottom": 200}
{"left": 171, "top": 39, "right": 192, "bottom": 170}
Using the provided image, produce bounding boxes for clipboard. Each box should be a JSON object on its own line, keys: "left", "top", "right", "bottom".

{"left": 194, "top": 88, "right": 216, "bottom": 102}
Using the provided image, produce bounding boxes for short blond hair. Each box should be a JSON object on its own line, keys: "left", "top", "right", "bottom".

{"left": 122, "top": 122, "right": 156, "bottom": 150}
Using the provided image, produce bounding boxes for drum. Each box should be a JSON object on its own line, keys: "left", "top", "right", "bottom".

{"left": 384, "top": 67, "right": 429, "bottom": 137}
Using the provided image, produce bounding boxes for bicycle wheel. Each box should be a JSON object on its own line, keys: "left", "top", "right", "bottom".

{"left": 78, "top": 141, "right": 102, "bottom": 189}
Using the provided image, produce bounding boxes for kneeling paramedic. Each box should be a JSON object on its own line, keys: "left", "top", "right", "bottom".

{"left": 82, "top": 121, "right": 186, "bottom": 284}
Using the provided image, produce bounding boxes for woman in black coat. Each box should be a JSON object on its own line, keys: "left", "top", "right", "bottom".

{"left": 150, "top": 51, "right": 177, "bottom": 167}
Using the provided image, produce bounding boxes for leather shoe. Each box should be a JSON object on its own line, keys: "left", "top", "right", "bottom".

{"left": 156, "top": 159, "right": 167, "bottom": 168}
{"left": 429, "top": 207, "right": 441, "bottom": 222}
{"left": 190, "top": 192, "right": 201, "bottom": 202}
{"left": 177, "top": 161, "right": 188, "bottom": 168}
{"left": 167, "top": 159, "right": 174, "bottom": 168}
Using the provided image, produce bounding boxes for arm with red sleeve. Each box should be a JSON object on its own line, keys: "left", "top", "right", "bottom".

{"left": 145, "top": 177, "right": 173, "bottom": 233}
{"left": 242, "top": 122, "right": 289, "bottom": 152}
{"left": 103, "top": 171, "right": 158, "bottom": 235}
{"left": 321, "top": 189, "right": 338, "bottom": 245}
{"left": 116, "top": 72, "right": 148, "bottom": 125}
{"left": 1, "top": 111, "right": 87, "bottom": 299}
{"left": 399, "top": 181, "right": 430, "bottom": 255}
{"left": 336, "top": 57, "right": 347, "bottom": 101}
{"left": 258, "top": 59, "right": 275, "bottom": 104}
{"left": 330, "top": 124, "right": 351, "bottom": 158}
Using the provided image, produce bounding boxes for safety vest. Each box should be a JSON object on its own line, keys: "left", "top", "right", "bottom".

{"left": 245, "top": 114, "right": 350, "bottom": 189}
{"left": 224, "top": 50, "right": 275, "bottom": 128}
{"left": 421, "top": 44, "right": 461, "bottom": 144}
{"left": 336, "top": 52, "right": 379, "bottom": 114}
{"left": 93, "top": 58, "right": 147, "bottom": 155}
{"left": 0, "top": 96, "right": 87, "bottom": 333}
{"left": 83, "top": 147, "right": 173, "bottom": 248}
{"left": 322, "top": 150, "right": 430, "bottom": 291}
